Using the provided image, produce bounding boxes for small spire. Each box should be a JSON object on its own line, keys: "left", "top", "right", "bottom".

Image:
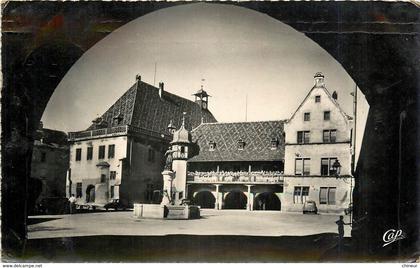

{"left": 201, "top": 78, "right": 205, "bottom": 90}
{"left": 182, "top": 112, "right": 187, "bottom": 127}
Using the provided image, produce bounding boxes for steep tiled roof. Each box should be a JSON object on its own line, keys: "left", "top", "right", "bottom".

{"left": 34, "top": 128, "right": 68, "bottom": 146}
{"left": 189, "top": 121, "right": 285, "bottom": 162}
{"left": 88, "top": 80, "right": 217, "bottom": 134}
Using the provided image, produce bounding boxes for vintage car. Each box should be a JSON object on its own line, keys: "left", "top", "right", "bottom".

{"left": 104, "top": 199, "right": 127, "bottom": 211}
{"left": 302, "top": 200, "right": 318, "bottom": 214}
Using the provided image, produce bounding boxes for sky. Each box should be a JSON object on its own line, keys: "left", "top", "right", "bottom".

{"left": 42, "top": 3, "right": 369, "bottom": 156}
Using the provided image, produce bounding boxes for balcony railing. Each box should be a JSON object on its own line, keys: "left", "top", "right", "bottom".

{"left": 68, "top": 125, "right": 171, "bottom": 141}
{"left": 187, "top": 171, "right": 284, "bottom": 184}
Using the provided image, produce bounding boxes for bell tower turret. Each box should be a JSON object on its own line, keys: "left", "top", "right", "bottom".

{"left": 170, "top": 112, "right": 191, "bottom": 204}
{"left": 193, "top": 84, "right": 210, "bottom": 110}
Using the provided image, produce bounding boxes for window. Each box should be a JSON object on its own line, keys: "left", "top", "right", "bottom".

{"left": 238, "top": 139, "right": 245, "bottom": 150}
{"left": 324, "top": 111, "right": 331, "bottom": 121}
{"left": 148, "top": 148, "right": 155, "bottom": 162}
{"left": 41, "top": 152, "right": 47, "bottom": 162}
{"left": 323, "top": 130, "right": 337, "bottom": 143}
{"left": 304, "top": 112, "right": 311, "bottom": 121}
{"left": 75, "top": 148, "right": 82, "bottom": 161}
{"left": 100, "top": 174, "right": 106, "bottom": 183}
{"left": 76, "top": 183, "right": 82, "bottom": 198}
{"left": 110, "top": 171, "right": 116, "bottom": 180}
{"left": 110, "top": 186, "right": 115, "bottom": 198}
{"left": 271, "top": 138, "right": 278, "bottom": 149}
{"left": 320, "top": 187, "right": 336, "bottom": 205}
{"left": 87, "top": 147, "right": 93, "bottom": 160}
{"left": 294, "top": 186, "right": 310, "bottom": 204}
{"left": 108, "top": 144, "right": 115, "bottom": 159}
{"left": 209, "top": 141, "right": 216, "bottom": 151}
{"left": 315, "top": 95, "right": 321, "bottom": 103}
{"left": 297, "top": 131, "right": 310, "bottom": 144}
{"left": 321, "top": 157, "right": 338, "bottom": 176}
{"left": 98, "top": 145, "right": 105, "bottom": 159}
{"left": 295, "top": 158, "right": 311, "bottom": 175}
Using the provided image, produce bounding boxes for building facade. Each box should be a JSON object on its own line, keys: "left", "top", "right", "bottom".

{"left": 282, "top": 73, "right": 354, "bottom": 213}
{"left": 177, "top": 120, "right": 285, "bottom": 210}
{"left": 31, "top": 124, "right": 69, "bottom": 203}
{"left": 168, "top": 73, "right": 353, "bottom": 214}
{"left": 67, "top": 76, "right": 217, "bottom": 207}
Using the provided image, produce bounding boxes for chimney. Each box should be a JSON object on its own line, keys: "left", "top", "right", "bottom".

{"left": 159, "top": 82, "right": 164, "bottom": 98}
{"left": 314, "top": 72, "right": 325, "bottom": 87}
{"left": 332, "top": 91, "right": 338, "bottom": 100}
{"left": 136, "top": 74, "right": 141, "bottom": 81}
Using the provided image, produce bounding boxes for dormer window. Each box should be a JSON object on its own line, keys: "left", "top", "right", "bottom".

{"left": 271, "top": 138, "right": 279, "bottom": 150}
{"left": 209, "top": 141, "right": 216, "bottom": 151}
{"left": 113, "top": 113, "right": 123, "bottom": 125}
{"left": 237, "top": 139, "right": 245, "bottom": 150}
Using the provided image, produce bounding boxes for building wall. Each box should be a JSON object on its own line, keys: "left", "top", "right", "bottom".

{"left": 282, "top": 176, "right": 353, "bottom": 213}
{"left": 68, "top": 136, "right": 128, "bottom": 203}
{"left": 283, "top": 82, "right": 353, "bottom": 214}
{"left": 31, "top": 142, "right": 69, "bottom": 200}
{"left": 284, "top": 143, "right": 352, "bottom": 176}
{"left": 121, "top": 137, "right": 165, "bottom": 205}
{"left": 284, "top": 86, "right": 352, "bottom": 147}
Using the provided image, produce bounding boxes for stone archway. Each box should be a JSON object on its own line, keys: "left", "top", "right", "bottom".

{"left": 224, "top": 191, "right": 247, "bottom": 210}
{"left": 193, "top": 191, "right": 215, "bottom": 209}
{"left": 86, "top": 185, "right": 95, "bottom": 203}
{"left": 254, "top": 192, "right": 281, "bottom": 211}
{"left": 3, "top": 1, "right": 418, "bottom": 258}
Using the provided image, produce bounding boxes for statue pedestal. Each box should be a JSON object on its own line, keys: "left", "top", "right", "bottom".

{"left": 161, "top": 170, "right": 174, "bottom": 206}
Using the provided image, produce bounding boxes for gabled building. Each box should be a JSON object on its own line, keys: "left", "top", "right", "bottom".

{"left": 282, "top": 72, "right": 354, "bottom": 213}
{"left": 67, "top": 76, "right": 217, "bottom": 207}
{"left": 182, "top": 120, "right": 286, "bottom": 210}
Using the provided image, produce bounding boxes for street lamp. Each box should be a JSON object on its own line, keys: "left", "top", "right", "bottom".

{"left": 332, "top": 159, "right": 341, "bottom": 178}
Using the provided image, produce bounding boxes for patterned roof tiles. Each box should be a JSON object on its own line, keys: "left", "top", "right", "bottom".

{"left": 87, "top": 80, "right": 217, "bottom": 135}
{"left": 189, "top": 120, "right": 285, "bottom": 162}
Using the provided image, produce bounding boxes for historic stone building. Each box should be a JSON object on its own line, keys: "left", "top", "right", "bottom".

{"left": 282, "top": 72, "right": 354, "bottom": 213}
{"left": 182, "top": 120, "right": 285, "bottom": 210}
{"left": 67, "top": 76, "right": 216, "bottom": 207}
{"left": 31, "top": 123, "right": 69, "bottom": 203}
{"left": 168, "top": 72, "right": 353, "bottom": 214}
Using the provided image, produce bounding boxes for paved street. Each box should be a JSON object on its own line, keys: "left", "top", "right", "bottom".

{"left": 28, "top": 209, "right": 352, "bottom": 239}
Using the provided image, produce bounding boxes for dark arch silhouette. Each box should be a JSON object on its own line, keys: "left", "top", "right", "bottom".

{"left": 193, "top": 191, "right": 215, "bottom": 209}
{"left": 224, "top": 191, "right": 247, "bottom": 210}
{"left": 254, "top": 192, "right": 281, "bottom": 211}
{"left": 2, "top": 1, "right": 418, "bottom": 258}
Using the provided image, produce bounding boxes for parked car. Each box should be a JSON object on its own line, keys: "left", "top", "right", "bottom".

{"left": 344, "top": 203, "right": 353, "bottom": 215}
{"left": 104, "top": 199, "right": 127, "bottom": 211}
{"left": 303, "top": 200, "right": 318, "bottom": 214}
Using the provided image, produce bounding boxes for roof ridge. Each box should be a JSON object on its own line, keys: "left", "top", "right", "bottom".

{"left": 198, "top": 119, "right": 287, "bottom": 126}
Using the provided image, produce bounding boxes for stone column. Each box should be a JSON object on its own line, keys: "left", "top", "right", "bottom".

{"left": 161, "top": 170, "right": 174, "bottom": 206}
{"left": 215, "top": 184, "right": 220, "bottom": 209}
{"left": 246, "top": 185, "right": 254, "bottom": 211}
{"left": 219, "top": 191, "right": 225, "bottom": 210}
